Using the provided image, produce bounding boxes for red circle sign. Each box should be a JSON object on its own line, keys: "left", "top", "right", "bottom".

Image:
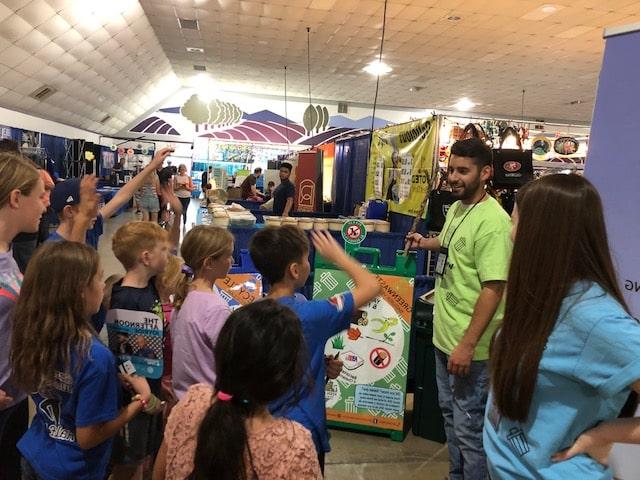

{"left": 347, "top": 224, "right": 361, "bottom": 239}
{"left": 369, "top": 347, "right": 391, "bottom": 369}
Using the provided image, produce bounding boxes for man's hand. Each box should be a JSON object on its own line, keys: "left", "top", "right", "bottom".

{"left": 77, "top": 175, "right": 100, "bottom": 220}
{"left": 325, "top": 356, "right": 344, "bottom": 380}
{"left": 552, "top": 426, "right": 613, "bottom": 466}
{"left": 405, "top": 232, "right": 424, "bottom": 250}
{"left": 448, "top": 341, "right": 475, "bottom": 376}
{"left": 150, "top": 147, "right": 175, "bottom": 170}
{"left": 0, "top": 389, "right": 14, "bottom": 409}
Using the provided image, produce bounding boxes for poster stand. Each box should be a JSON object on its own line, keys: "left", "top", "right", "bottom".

{"left": 315, "top": 223, "right": 416, "bottom": 441}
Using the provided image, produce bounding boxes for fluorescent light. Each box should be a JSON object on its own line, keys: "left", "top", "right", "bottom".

{"left": 189, "top": 74, "right": 220, "bottom": 102}
{"left": 363, "top": 60, "right": 392, "bottom": 76}
{"left": 454, "top": 97, "right": 475, "bottom": 111}
{"left": 521, "top": 4, "right": 564, "bottom": 21}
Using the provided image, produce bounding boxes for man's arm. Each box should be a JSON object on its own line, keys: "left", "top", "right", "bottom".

{"left": 448, "top": 281, "right": 505, "bottom": 376}
{"left": 100, "top": 148, "right": 174, "bottom": 219}
{"left": 405, "top": 232, "right": 441, "bottom": 251}
{"left": 283, "top": 197, "right": 294, "bottom": 216}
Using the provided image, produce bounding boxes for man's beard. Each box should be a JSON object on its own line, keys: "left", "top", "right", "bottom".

{"left": 450, "top": 177, "right": 482, "bottom": 201}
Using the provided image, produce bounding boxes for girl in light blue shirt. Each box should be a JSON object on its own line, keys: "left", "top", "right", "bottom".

{"left": 485, "top": 174, "right": 640, "bottom": 479}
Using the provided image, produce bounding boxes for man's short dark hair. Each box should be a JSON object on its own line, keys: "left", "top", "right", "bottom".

{"left": 280, "top": 162, "right": 292, "bottom": 173}
{"left": 254, "top": 167, "right": 262, "bottom": 174}
{"left": 450, "top": 138, "right": 493, "bottom": 168}
{"left": 249, "top": 225, "right": 309, "bottom": 284}
{"left": 208, "top": 166, "right": 213, "bottom": 171}
{"left": 0, "top": 139, "right": 20, "bottom": 153}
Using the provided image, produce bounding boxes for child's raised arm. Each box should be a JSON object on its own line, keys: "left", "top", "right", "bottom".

{"left": 310, "top": 230, "right": 380, "bottom": 310}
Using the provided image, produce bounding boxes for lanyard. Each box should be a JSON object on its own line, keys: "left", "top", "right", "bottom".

{"left": 442, "top": 193, "right": 487, "bottom": 248}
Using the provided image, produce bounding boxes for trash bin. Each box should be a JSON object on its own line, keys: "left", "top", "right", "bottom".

{"left": 411, "top": 298, "right": 446, "bottom": 443}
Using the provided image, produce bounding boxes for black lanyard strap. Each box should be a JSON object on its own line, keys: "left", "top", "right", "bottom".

{"left": 442, "top": 193, "right": 487, "bottom": 248}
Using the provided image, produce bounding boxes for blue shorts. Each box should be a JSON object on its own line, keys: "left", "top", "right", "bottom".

{"left": 138, "top": 194, "right": 159, "bottom": 213}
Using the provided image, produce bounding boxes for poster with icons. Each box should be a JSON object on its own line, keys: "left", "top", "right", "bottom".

{"left": 316, "top": 267, "right": 414, "bottom": 435}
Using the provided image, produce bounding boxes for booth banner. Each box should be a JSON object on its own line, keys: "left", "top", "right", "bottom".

{"left": 366, "top": 117, "right": 437, "bottom": 217}
{"left": 295, "top": 150, "right": 323, "bottom": 212}
{"left": 215, "top": 273, "right": 263, "bottom": 310}
{"left": 106, "top": 309, "right": 164, "bottom": 379}
{"left": 317, "top": 270, "right": 413, "bottom": 432}
{"left": 584, "top": 25, "right": 640, "bottom": 479}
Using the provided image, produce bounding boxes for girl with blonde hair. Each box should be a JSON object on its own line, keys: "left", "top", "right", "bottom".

{"left": 171, "top": 225, "right": 235, "bottom": 399}
{"left": 0, "top": 152, "right": 48, "bottom": 477}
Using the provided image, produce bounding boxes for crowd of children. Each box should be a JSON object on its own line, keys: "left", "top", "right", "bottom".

{"left": 3, "top": 145, "right": 640, "bottom": 480}
{"left": 0, "top": 149, "right": 381, "bottom": 479}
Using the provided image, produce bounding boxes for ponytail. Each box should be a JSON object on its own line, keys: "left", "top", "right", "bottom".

{"left": 173, "top": 264, "right": 193, "bottom": 311}
{"left": 192, "top": 391, "right": 253, "bottom": 480}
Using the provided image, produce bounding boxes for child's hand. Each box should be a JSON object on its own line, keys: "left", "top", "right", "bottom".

{"left": 311, "top": 230, "right": 347, "bottom": 265}
{"left": 150, "top": 147, "right": 175, "bottom": 169}
{"left": 78, "top": 175, "right": 100, "bottom": 219}
{"left": 325, "top": 356, "right": 344, "bottom": 380}
{"left": 552, "top": 427, "right": 613, "bottom": 466}
{"left": 0, "top": 389, "right": 13, "bottom": 409}
{"left": 119, "top": 373, "right": 151, "bottom": 402}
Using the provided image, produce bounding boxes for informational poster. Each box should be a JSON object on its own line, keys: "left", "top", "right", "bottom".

{"left": 584, "top": 23, "right": 640, "bottom": 479}
{"left": 106, "top": 309, "right": 164, "bottom": 379}
{"left": 316, "top": 269, "right": 414, "bottom": 433}
{"left": 366, "top": 117, "right": 437, "bottom": 217}
{"left": 215, "top": 273, "right": 263, "bottom": 311}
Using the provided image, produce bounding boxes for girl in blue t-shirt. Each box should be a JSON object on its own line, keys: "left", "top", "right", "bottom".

{"left": 486, "top": 174, "right": 640, "bottom": 479}
{"left": 11, "top": 242, "right": 159, "bottom": 480}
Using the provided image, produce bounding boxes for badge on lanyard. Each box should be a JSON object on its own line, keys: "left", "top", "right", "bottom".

{"left": 435, "top": 246, "right": 449, "bottom": 276}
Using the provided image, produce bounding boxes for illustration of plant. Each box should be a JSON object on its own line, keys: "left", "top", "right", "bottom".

{"left": 331, "top": 335, "right": 345, "bottom": 350}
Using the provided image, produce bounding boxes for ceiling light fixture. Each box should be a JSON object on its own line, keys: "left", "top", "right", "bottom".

{"left": 454, "top": 97, "right": 475, "bottom": 111}
{"left": 447, "top": 15, "right": 461, "bottom": 21}
{"left": 190, "top": 74, "right": 219, "bottom": 102}
{"left": 363, "top": 60, "right": 392, "bottom": 76}
{"left": 542, "top": 5, "right": 558, "bottom": 13}
{"left": 186, "top": 47, "right": 204, "bottom": 53}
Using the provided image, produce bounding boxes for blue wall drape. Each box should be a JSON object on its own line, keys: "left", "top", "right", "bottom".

{"left": 332, "top": 133, "right": 371, "bottom": 216}
{"left": 40, "top": 134, "right": 66, "bottom": 179}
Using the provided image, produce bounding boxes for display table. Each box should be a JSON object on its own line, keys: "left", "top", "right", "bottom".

{"left": 196, "top": 207, "right": 426, "bottom": 276}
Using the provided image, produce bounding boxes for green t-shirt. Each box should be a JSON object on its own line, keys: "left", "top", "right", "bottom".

{"left": 434, "top": 196, "right": 512, "bottom": 360}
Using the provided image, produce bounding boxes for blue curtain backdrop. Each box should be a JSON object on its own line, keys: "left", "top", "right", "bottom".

{"left": 40, "top": 134, "right": 66, "bottom": 179}
{"left": 332, "top": 133, "right": 371, "bottom": 217}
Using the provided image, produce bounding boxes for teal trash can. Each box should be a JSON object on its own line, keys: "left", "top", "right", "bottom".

{"left": 412, "top": 299, "right": 446, "bottom": 443}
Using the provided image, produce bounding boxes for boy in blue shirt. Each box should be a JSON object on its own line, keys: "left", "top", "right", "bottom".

{"left": 107, "top": 221, "right": 170, "bottom": 480}
{"left": 249, "top": 226, "right": 380, "bottom": 471}
{"left": 47, "top": 147, "right": 173, "bottom": 248}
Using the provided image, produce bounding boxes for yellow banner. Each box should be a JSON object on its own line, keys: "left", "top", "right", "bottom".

{"left": 366, "top": 117, "right": 436, "bottom": 217}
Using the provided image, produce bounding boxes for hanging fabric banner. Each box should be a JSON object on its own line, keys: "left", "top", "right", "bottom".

{"left": 366, "top": 117, "right": 437, "bottom": 217}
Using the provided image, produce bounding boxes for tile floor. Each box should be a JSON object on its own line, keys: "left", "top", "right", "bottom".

{"left": 99, "top": 202, "right": 451, "bottom": 480}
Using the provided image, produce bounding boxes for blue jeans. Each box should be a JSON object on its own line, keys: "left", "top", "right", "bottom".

{"left": 435, "top": 348, "right": 489, "bottom": 480}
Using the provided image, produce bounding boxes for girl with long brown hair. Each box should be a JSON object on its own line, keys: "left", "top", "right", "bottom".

{"left": 12, "top": 242, "right": 155, "bottom": 480}
{"left": 485, "top": 174, "right": 640, "bottom": 478}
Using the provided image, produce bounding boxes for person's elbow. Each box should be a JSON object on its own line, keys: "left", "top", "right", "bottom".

{"left": 76, "top": 427, "right": 102, "bottom": 450}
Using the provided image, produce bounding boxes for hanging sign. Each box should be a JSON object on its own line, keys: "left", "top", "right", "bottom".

{"left": 366, "top": 117, "right": 436, "bottom": 217}
{"left": 127, "top": 148, "right": 135, "bottom": 156}
{"left": 110, "top": 144, "right": 117, "bottom": 151}
{"left": 553, "top": 137, "right": 579, "bottom": 155}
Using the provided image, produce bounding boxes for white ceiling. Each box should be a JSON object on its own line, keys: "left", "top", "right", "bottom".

{"left": 1, "top": 0, "right": 640, "bottom": 135}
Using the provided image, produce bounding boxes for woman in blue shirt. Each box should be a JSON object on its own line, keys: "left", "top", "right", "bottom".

{"left": 485, "top": 174, "right": 640, "bottom": 479}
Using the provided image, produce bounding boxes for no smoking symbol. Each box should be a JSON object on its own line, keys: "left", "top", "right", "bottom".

{"left": 347, "top": 225, "right": 361, "bottom": 239}
{"left": 370, "top": 347, "right": 391, "bottom": 369}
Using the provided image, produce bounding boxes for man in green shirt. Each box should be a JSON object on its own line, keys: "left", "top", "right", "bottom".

{"left": 406, "top": 137, "right": 512, "bottom": 480}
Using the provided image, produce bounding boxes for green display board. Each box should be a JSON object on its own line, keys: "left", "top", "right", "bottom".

{"left": 314, "top": 245, "right": 416, "bottom": 441}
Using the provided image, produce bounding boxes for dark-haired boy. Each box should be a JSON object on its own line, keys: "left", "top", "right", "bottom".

{"left": 272, "top": 162, "right": 295, "bottom": 216}
{"left": 249, "top": 226, "right": 380, "bottom": 471}
{"left": 406, "top": 137, "right": 512, "bottom": 480}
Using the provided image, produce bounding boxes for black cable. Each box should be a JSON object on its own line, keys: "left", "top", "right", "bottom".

{"left": 284, "top": 65, "right": 290, "bottom": 149}
{"left": 307, "top": 27, "right": 312, "bottom": 106}
{"left": 370, "top": 0, "right": 389, "bottom": 133}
